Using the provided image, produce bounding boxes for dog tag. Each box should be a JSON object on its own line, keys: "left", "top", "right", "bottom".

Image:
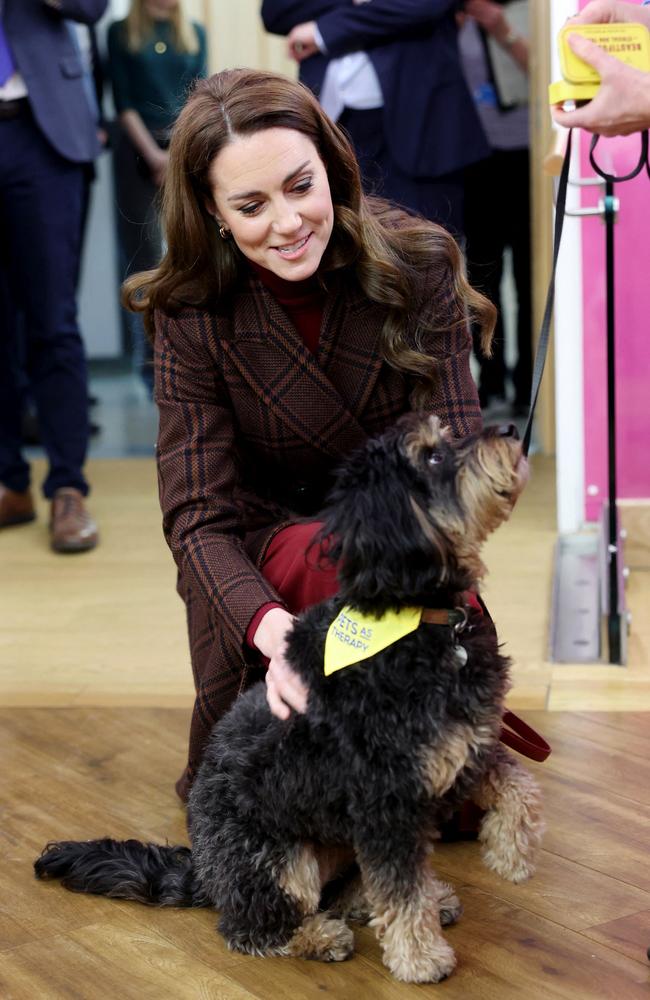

{"left": 454, "top": 644, "right": 468, "bottom": 666}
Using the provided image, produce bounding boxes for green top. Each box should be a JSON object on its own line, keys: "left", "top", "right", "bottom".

{"left": 107, "top": 19, "right": 208, "bottom": 136}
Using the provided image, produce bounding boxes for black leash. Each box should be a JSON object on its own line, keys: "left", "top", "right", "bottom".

{"left": 521, "top": 129, "right": 572, "bottom": 456}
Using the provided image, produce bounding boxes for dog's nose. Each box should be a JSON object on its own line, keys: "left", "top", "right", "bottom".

{"left": 496, "top": 423, "right": 519, "bottom": 440}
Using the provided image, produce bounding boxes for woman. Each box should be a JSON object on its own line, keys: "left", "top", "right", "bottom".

{"left": 125, "top": 69, "right": 495, "bottom": 802}
{"left": 108, "top": 0, "right": 207, "bottom": 392}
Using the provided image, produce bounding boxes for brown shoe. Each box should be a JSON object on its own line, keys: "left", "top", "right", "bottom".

{"left": 0, "top": 484, "right": 36, "bottom": 528}
{"left": 50, "top": 488, "right": 98, "bottom": 553}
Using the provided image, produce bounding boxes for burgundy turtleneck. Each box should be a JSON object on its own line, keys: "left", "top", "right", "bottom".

{"left": 249, "top": 261, "right": 325, "bottom": 355}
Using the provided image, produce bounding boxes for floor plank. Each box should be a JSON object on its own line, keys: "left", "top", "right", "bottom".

{"left": 583, "top": 910, "right": 650, "bottom": 965}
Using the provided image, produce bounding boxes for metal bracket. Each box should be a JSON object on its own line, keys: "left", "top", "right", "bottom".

{"left": 554, "top": 173, "right": 620, "bottom": 220}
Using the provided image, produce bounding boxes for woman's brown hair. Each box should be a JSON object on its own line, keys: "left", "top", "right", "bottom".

{"left": 124, "top": 68, "right": 494, "bottom": 409}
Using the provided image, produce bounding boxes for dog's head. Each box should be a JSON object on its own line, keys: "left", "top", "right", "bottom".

{"left": 318, "top": 414, "right": 527, "bottom": 611}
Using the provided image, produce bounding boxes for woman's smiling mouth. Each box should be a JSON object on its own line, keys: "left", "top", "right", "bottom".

{"left": 274, "top": 233, "right": 312, "bottom": 258}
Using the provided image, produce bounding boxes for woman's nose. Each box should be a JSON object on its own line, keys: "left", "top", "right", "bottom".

{"left": 271, "top": 204, "right": 302, "bottom": 236}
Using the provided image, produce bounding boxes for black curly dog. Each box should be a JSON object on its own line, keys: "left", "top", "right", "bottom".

{"left": 35, "top": 415, "right": 543, "bottom": 984}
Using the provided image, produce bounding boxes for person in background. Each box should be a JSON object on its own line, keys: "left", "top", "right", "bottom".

{"left": 261, "top": 0, "right": 489, "bottom": 236}
{"left": 459, "top": 0, "right": 532, "bottom": 414}
{"left": 552, "top": 0, "right": 650, "bottom": 136}
{"left": 0, "top": 0, "right": 106, "bottom": 553}
{"left": 107, "top": 0, "right": 207, "bottom": 394}
{"left": 123, "top": 68, "right": 495, "bottom": 802}
{"left": 19, "top": 22, "right": 105, "bottom": 449}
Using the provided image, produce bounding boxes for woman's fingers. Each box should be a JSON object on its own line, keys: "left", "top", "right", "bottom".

{"left": 266, "top": 657, "right": 309, "bottom": 717}
{"left": 266, "top": 673, "right": 291, "bottom": 720}
{"left": 274, "top": 658, "right": 309, "bottom": 713}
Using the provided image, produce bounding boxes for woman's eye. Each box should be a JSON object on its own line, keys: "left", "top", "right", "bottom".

{"left": 427, "top": 450, "right": 444, "bottom": 466}
{"left": 240, "top": 202, "right": 261, "bottom": 216}
{"left": 292, "top": 179, "right": 313, "bottom": 194}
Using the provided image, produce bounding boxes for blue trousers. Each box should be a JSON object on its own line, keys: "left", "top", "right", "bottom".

{"left": 0, "top": 106, "right": 90, "bottom": 498}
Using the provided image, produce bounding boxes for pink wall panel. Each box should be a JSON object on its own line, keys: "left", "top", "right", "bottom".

{"left": 580, "top": 131, "right": 650, "bottom": 521}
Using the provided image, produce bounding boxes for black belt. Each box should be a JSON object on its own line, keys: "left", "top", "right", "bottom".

{"left": 0, "top": 97, "right": 30, "bottom": 121}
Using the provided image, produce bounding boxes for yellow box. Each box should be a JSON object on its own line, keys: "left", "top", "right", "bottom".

{"left": 548, "top": 79, "right": 600, "bottom": 104}
{"left": 549, "top": 22, "right": 650, "bottom": 105}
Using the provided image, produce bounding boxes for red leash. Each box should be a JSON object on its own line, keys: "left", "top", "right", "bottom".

{"left": 500, "top": 710, "right": 551, "bottom": 762}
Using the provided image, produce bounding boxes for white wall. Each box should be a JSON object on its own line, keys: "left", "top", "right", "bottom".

{"left": 550, "top": 0, "right": 586, "bottom": 534}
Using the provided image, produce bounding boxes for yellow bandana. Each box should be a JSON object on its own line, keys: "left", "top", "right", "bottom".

{"left": 324, "top": 605, "right": 423, "bottom": 676}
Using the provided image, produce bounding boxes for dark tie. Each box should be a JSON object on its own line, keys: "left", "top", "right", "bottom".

{"left": 0, "top": 22, "right": 15, "bottom": 87}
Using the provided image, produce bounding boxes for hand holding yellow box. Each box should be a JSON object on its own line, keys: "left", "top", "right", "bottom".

{"left": 549, "top": 22, "right": 650, "bottom": 105}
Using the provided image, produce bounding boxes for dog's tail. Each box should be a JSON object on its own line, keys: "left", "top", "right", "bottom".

{"left": 34, "top": 838, "right": 210, "bottom": 907}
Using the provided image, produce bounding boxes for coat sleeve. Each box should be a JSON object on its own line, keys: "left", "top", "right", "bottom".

{"left": 154, "top": 311, "right": 286, "bottom": 651}
{"left": 261, "top": 0, "right": 340, "bottom": 36}
{"left": 44, "top": 0, "right": 108, "bottom": 24}
{"left": 412, "top": 265, "right": 483, "bottom": 438}
{"left": 106, "top": 22, "right": 133, "bottom": 115}
{"left": 315, "top": 0, "right": 459, "bottom": 57}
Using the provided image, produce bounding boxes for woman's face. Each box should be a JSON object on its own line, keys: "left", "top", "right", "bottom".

{"left": 208, "top": 128, "right": 334, "bottom": 281}
{"left": 144, "top": 0, "right": 178, "bottom": 15}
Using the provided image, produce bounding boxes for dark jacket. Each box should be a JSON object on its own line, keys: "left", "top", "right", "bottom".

{"left": 261, "top": 0, "right": 489, "bottom": 179}
{"left": 3, "top": 0, "right": 107, "bottom": 163}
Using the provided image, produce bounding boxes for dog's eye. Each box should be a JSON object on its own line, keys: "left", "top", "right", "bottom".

{"left": 426, "top": 450, "right": 444, "bottom": 466}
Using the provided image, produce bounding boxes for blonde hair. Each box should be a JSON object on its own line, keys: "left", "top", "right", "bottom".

{"left": 124, "top": 0, "right": 199, "bottom": 54}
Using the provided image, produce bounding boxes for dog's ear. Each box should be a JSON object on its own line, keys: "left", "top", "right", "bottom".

{"left": 316, "top": 426, "right": 454, "bottom": 608}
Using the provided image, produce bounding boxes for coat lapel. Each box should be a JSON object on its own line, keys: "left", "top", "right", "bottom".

{"left": 222, "top": 274, "right": 386, "bottom": 460}
{"left": 317, "top": 277, "right": 387, "bottom": 419}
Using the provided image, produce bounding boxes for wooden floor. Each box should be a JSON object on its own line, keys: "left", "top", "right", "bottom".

{"left": 1, "top": 455, "right": 650, "bottom": 997}
{"left": 2, "top": 708, "right": 650, "bottom": 998}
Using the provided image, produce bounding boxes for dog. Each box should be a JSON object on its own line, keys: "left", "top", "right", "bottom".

{"left": 35, "top": 415, "right": 543, "bottom": 984}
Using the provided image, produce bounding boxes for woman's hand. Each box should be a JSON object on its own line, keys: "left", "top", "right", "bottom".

{"left": 253, "top": 607, "right": 309, "bottom": 719}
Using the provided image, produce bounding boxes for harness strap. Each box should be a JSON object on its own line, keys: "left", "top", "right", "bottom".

{"left": 420, "top": 607, "right": 467, "bottom": 629}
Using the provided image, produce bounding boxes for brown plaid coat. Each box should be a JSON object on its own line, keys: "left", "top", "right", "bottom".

{"left": 154, "top": 266, "right": 482, "bottom": 799}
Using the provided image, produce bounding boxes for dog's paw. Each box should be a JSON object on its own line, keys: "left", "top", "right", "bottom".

{"left": 436, "top": 882, "right": 463, "bottom": 926}
{"left": 481, "top": 846, "right": 536, "bottom": 883}
{"left": 287, "top": 914, "right": 354, "bottom": 962}
{"left": 479, "top": 809, "right": 544, "bottom": 883}
{"left": 386, "top": 938, "right": 456, "bottom": 984}
{"left": 311, "top": 917, "right": 355, "bottom": 962}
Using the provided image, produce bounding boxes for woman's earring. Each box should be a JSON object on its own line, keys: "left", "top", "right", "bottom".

{"left": 218, "top": 223, "right": 231, "bottom": 240}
